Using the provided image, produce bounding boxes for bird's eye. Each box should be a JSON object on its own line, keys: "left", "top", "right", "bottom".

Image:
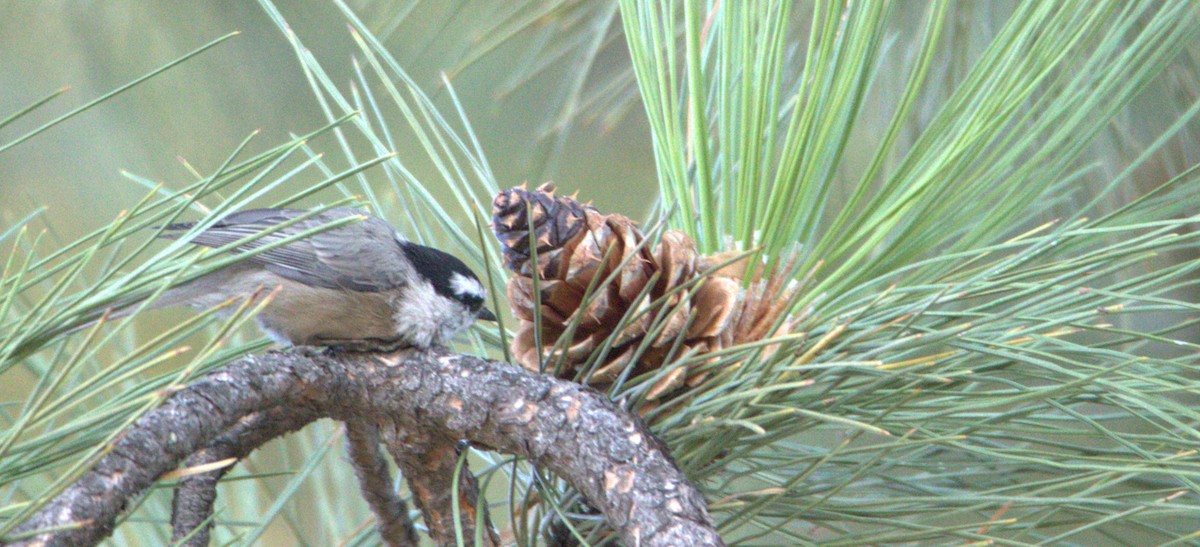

{"left": 449, "top": 272, "right": 487, "bottom": 309}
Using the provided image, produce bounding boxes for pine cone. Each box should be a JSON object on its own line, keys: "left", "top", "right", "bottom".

{"left": 492, "top": 183, "right": 795, "bottom": 401}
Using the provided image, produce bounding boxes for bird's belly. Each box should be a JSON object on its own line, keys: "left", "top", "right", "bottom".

{"left": 253, "top": 281, "right": 398, "bottom": 346}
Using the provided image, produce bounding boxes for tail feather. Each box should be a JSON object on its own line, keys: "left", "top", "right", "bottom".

{"left": 60, "top": 286, "right": 199, "bottom": 338}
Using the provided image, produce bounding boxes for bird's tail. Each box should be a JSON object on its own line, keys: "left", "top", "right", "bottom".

{"left": 61, "top": 272, "right": 273, "bottom": 340}
{"left": 4, "top": 287, "right": 194, "bottom": 363}
{"left": 59, "top": 287, "right": 195, "bottom": 339}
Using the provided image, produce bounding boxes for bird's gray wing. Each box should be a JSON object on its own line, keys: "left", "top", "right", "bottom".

{"left": 160, "top": 208, "right": 411, "bottom": 292}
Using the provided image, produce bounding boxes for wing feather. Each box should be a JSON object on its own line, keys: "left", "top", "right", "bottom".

{"left": 161, "top": 208, "right": 411, "bottom": 292}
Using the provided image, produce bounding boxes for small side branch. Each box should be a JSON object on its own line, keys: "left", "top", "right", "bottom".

{"left": 344, "top": 420, "right": 418, "bottom": 547}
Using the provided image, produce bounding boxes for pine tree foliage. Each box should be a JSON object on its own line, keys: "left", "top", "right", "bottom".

{"left": 1, "top": 1, "right": 1199, "bottom": 545}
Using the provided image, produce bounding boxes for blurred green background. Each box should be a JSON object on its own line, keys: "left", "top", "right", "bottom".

{"left": 0, "top": 1, "right": 656, "bottom": 238}
{"left": 4, "top": 1, "right": 1196, "bottom": 254}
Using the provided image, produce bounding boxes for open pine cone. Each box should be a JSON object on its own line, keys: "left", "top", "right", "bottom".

{"left": 492, "top": 183, "right": 796, "bottom": 400}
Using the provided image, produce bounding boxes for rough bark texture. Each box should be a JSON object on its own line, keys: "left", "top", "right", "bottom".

{"left": 11, "top": 347, "right": 723, "bottom": 546}
{"left": 382, "top": 427, "right": 499, "bottom": 546}
{"left": 170, "top": 405, "right": 319, "bottom": 545}
{"left": 345, "top": 420, "right": 419, "bottom": 547}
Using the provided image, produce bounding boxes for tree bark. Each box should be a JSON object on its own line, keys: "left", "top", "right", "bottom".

{"left": 10, "top": 347, "right": 723, "bottom": 546}
{"left": 344, "top": 420, "right": 420, "bottom": 547}
{"left": 381, "top": 426, "right": 498, "bottom": 546}
{"left": 170, "top": 405, "right": 320, "bottom": 545}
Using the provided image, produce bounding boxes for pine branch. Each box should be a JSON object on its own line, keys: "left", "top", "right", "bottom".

{"left": 9, "top": 347, "right": 723, "bottom": 546}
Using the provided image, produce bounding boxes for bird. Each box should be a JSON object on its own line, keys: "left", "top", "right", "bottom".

{"left": 117, "top": 207, "right": 496, "bottom": 351}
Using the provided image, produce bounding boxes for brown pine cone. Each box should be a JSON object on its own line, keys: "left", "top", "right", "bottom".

{"left": 492, "top": 183, "right": 795, "bottom": 401}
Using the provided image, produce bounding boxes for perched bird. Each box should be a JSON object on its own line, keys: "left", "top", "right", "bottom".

{"left": 123, "top": 207, "right": 495, "bottom": 351}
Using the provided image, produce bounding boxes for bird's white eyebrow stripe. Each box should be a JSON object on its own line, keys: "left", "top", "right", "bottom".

{"left": 450, "top": 272, "right": 486, "bottom": 298}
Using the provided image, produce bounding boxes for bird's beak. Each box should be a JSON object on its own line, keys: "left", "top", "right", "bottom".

{"left": 478, "top": 307, "right": 498, "bottom": 322}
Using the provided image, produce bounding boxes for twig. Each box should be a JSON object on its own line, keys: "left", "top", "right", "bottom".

{"left": 344, "top": 420, "right": 419, "bottom": 547}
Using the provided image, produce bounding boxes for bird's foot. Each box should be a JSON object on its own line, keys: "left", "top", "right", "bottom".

{"left": 319, "top": 337, "right": 413, "bottom": 354}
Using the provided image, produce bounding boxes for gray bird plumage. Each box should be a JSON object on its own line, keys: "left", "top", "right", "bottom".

{"left": 128, "top": 207, "right": 494, "bottom": 351}
{"left": 162, "top": 208, "right": 413, "bottom": 293}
